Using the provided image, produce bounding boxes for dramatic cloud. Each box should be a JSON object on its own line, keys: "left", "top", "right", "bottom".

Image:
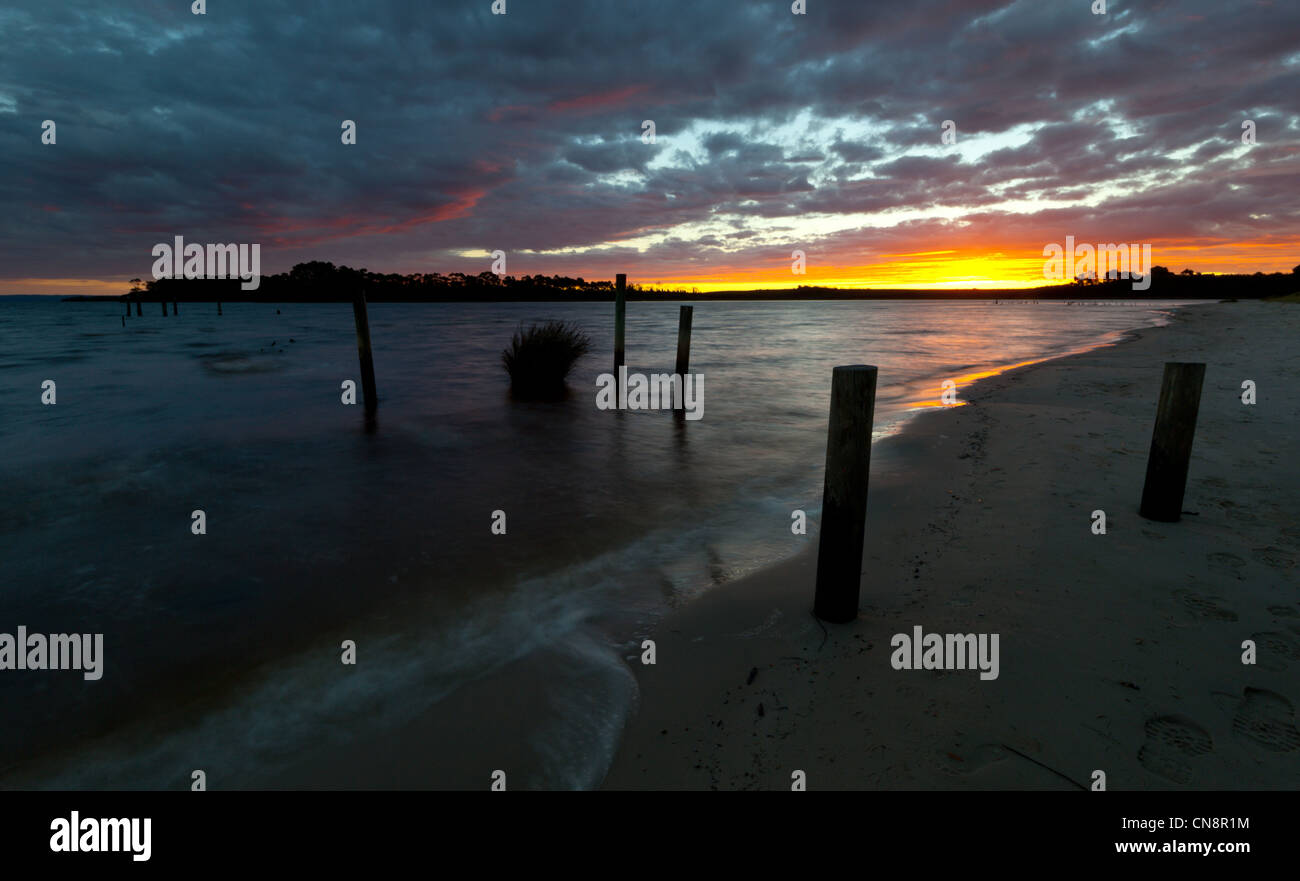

{"left": 2, "top": 0, "right": 1298, "bottom": 293}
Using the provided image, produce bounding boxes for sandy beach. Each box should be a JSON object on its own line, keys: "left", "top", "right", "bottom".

{"left": 603, "top": 300, "right": 1300, "bottom": 790}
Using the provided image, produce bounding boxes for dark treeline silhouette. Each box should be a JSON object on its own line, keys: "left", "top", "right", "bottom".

{"left": 109, "top": 260, "right": 1300, "bottom": 303}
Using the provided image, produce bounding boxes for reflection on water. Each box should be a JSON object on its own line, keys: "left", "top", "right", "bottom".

{"left": 0, "top": 297, "right": 1189, "bottom": 788}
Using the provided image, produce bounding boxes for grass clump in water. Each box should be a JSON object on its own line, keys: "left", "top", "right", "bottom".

{"left": 502, "top": 320, "right": 592, "bottom": 400}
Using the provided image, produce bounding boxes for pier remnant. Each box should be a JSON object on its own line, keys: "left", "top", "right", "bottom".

{"left": 614, "top": 274, "right": 626, "bottom": 404}
{"left": 353, "top": 293, "right": 378, "bottom": 419}
{"left": 1139, "top": 362, "right": 1205, "bottom": 522}
{"left": 814, "top": 365, "right": 878, "bottom": 623}
{"left": 674, "top": 305, "right": 693, "bottom": 416}
{"left": 675, "top": 305, "right": 693, "bottom": 376}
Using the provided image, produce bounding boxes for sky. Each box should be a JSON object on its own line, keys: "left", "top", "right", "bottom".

{"left": 2, "top": 0, "right": 1299, "bottom": 295}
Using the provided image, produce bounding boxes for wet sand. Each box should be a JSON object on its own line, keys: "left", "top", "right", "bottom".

{"left": 604, "top": 300, "right": 1300, "bottom": 790}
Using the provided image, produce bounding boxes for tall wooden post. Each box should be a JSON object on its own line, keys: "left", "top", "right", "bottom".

{"left": 353, "top": 293, "right": 378, "bottom": 418}
{"left": 217, "top": 302, "right": 222, "bottom": 316}
{"left": 136, "top": 301, "right": 142, "bottom": 316}
{"left": 614, "top": 274, "right": 626, "bottom": 405}
{"left": 814, "top": 365, "right": 878, "bottom": 623}
{"left": 674, "top": 305, "right": 693, "bottom": 414}
{"left": 675, "top": 305, "right": 693, "bottom": 377}
{"left": 161, "top": 301, "right": 167, "bottom": 316}
{"left": 172, "top": 302, "right": 178, "bottom": 315}
{"left": 1139, "top": 362, "right": 1205, "bottom": 522}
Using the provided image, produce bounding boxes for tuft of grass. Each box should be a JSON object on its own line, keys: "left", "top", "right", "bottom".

{"left": 501, "top": 320, "right": 592, "bottom": 400}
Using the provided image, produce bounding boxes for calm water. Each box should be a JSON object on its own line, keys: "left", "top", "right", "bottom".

{"left": 0, "top": 297, "right": 1187, "bottom": 788}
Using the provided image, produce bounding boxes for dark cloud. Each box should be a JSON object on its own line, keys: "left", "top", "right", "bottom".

{"left": 1, "top": 0, "right": 1297, "bottom": 289}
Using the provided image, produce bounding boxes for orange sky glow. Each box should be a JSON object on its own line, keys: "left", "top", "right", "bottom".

{"left": 5, "top": 238, "right": 1297, "bottom": 297}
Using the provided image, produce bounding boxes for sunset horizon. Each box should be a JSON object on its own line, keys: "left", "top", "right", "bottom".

{"left": 5, "top": 2, "right": 1297, "bottom": 299}
{"left": 4, "top": 0, "right": 1299, "bottom": 845}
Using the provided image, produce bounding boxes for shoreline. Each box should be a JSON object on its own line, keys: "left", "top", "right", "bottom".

{"left": 8, "top": 300, "right": 1289, "bottom": 790}
{"left": 602, "top": 300, "right": 1299, "bottom": 789}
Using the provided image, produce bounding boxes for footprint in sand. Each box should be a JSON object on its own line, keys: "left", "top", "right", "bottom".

{"left": 1206, "top": 552, "right": 1247, "bottom": 580}
{"left": 1137, "top": 715, "right": 1213, "bottom": 784}
{"left": 1217, "top": 501, "right": 1259, "bottom": 523}
{"left": 1175, "top": 589, "right": 1238, "bottom": 622}
{"left": 1216, "top": 688, "right": 1300, "bottom": 753}
{"left": 1251, "top": 547, "right": 1296, "bottom": 571}
{"left": 940, "top": 743, "right": 1010, "bottom": 777}
{"left": 1249, "top": 632, "right": 1300, "bottom": 671}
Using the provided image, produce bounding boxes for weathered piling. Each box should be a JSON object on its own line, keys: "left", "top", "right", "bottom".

{"left": 814, "top": 365, "right": 878, "bottom": 623}
{"left": 614, "top": 274, "right": 626, "bottom": 404}
{"left": 1139, "top": 362, "right": 1206, "bottom": 522}
{"left": 675, "top": 305, "right": 693, "bottom": 377}
{"left": 217, "top": 302, "right": 222, "bottom": 316}
{"left": 673, "top": 305, "right": 693, "bottom": 416}
{"left": 171, "top": 302, "right": 178, "bottom": 315}
{"left": 353, "top": 293, "right": 378, "bottom": 417}
{"left": 161, "top": 301, "right": 167, "bottom": 316}
{"left": 135, "top": 301, "right": 142, "bottom": 316}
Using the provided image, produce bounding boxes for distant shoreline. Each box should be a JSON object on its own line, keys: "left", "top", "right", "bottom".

{"left": 40, "top": 289, "right": 1262, "bottom": 303}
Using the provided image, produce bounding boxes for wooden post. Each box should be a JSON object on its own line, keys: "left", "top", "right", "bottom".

{"left": 675, "top": 305, "right": 693, "bottom": 377}
{"left": 674, "top": 305, "right": 693, "bottom": 414}
{"left": 353, "top": 293, "right": 378, "bottom": 417}
{"left": 614, "top": 274, "right": 626, "bottom": 405}
{"left": 135, "top": 301, "right": 142, "bottom": 316}
{"left": 172, "top": 302, "right": 178, "bottom": 315}
{"left": 1139, "top": 362, "right": 1205, "bottom": 522}
{"left": 217, "top": 302, "right": 222, "bottom": 316}
{"left": 161, "top": 301, "right": 167, "bottom": 316}
{"left": 814, "top": 365, "right": 878, "bottom": 623}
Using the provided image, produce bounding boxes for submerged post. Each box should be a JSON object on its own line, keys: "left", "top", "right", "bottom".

{"left": 614, "top": 274, "right": 626, "bottom": 405}
{"left": 814, "top": 365, "right": 878, "bottom": 623}
{"left": 135, "top": 301, "right": 142, "bottom": 316}
{"left": 675, "top": 305, "right": 693, "bottom": 377}
{"left": 674, "top": 305, "right": 693, "bottom": 415}
{"left": 172, "top": 302, "right": 178, "bottom": 315}
{"left": 353, "top": 293, "right": 378, "bottom": 418}
{"left": 161, "top": 301, "right": 167, "bottom": 316}
{"left": 217, "top": 301, "right": 222, "bottom": 316}
{"left": 1139, "top": 362, "right": 1205, "bottom": 522}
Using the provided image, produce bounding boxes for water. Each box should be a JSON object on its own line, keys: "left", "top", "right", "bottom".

{"left": 0, "top": 297, "right": 1188, "bottom": 789}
